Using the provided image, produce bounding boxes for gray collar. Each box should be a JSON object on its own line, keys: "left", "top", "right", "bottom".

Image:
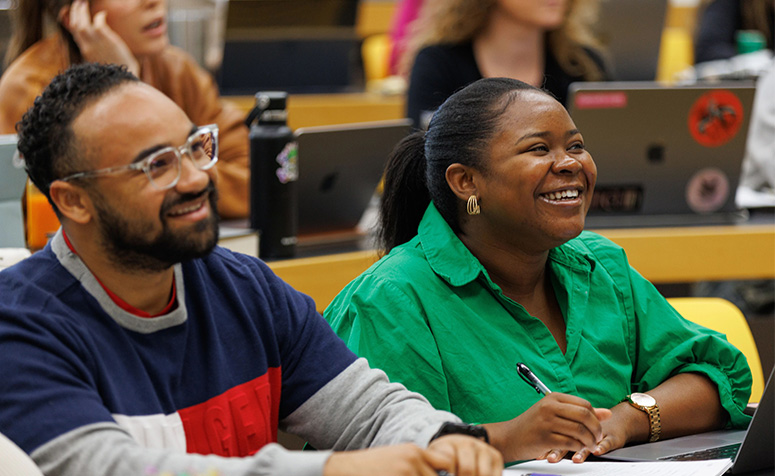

{"left": 51, "top": 230, "right": 188, "bottom": 333}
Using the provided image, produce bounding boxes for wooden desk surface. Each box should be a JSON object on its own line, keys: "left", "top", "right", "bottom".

{"left": 223, "top": 93, "right": 406, "bottom": 130}
{"left": 596, "top": 224, "right": 775, "bottom": 283}
{"left": 257, "top": 223, "right": 775, "bottom": 311}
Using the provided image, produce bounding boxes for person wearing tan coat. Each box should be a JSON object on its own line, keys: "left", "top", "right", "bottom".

{"left": 1, "top": 0, "right": 249, "bottom": 219}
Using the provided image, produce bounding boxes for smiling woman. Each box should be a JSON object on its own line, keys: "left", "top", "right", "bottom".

{"left": 461, "top": 85, "right": 595, "bottom": 253}
{"left": 323, "top": 77, "right": 754, "bottom": 465}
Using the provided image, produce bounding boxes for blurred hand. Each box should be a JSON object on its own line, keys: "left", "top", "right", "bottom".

{"left": 426, "top": 434, "right": 503, "bottom": 476}
{"left": 59, "top": 0, "right": 139, "bottom": 75}
{"left": 323, "top": 436, "right": 502, "bottom": 476}
{"left": 483, "top": 392, "right": 611, "bottom": 462}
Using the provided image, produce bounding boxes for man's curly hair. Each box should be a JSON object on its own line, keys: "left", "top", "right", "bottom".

{"left": 17, "top": 62, "right": 138, "bottom": 213}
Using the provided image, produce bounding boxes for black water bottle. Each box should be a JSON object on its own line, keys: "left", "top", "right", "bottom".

{"left": 246, "top": 91, "right": 298, "bottom": 259}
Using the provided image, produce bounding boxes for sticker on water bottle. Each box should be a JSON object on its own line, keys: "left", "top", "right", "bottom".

{"left": 275, "top": 142, "right": 298, "bottom": 184}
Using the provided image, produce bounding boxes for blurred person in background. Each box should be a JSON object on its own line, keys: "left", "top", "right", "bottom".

{"left": 738, "top": 62, "right": 775, "bottom": 207}
{"left": 402, "top": 0, "right": 607, "bottom": 128}
{"left": 694, "top": 0, "right": 774, "bottom": 64}
{"left": 694, "top": 63, "right": 775, "bottom": 327}
{"left": 0, "top": 0, "right": 249, "bottom": 219}
{"left": 387, "top": 0, "right": 423, "bottom": 76}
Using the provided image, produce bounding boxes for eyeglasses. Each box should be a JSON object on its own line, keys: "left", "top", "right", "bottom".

{"left": 58, "top": 125, "right": 219, "bottom": 190}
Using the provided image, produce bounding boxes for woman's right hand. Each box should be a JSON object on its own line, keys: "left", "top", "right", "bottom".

{"left": 482, "top": 392, "right": 611, "bottom": 463}
{"left": 59, "top": 0, "right": 139, "bottom": 76}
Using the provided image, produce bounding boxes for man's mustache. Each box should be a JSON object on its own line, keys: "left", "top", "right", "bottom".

{"left": 160, "top": 181, "right": 217, "bottom": 215}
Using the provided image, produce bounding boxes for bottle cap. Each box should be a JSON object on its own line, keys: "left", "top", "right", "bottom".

{"left": 736, "top": 30, "right": 766, "bottom": 55}
{"left": 253, "top": 91, "right": 288, "bottom": 124}
{"left": 255, "top": 91, "right": 287, "bottom": 111}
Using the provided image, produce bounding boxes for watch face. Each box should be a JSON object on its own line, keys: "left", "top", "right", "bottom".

{"left": 631, "top": 392, "right": 656, "bottom": 407}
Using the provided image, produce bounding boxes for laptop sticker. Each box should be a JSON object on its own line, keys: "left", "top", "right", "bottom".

{"left": 686, "top": 168, "right": 731, "bottom": 213}
{"left": 574, "top": 91, "right": 628, "bottom": 110}
{"left": 275, "top": 142, "right": 299, "bottom": 184}
{"left": 688, "top": 90, "right": 744, "bottom": 147}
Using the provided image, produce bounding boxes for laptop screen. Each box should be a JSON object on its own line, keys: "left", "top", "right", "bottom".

{"left": 217, "top": 0, "right": 362, "bottom": 94}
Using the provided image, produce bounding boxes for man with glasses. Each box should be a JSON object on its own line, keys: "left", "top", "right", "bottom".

{"left": 0, "top": 63, "right": 502, "bottom": 476}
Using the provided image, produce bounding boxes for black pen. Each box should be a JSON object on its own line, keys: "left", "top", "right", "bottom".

{"left": 516, "top": 362, "right": 553, "bottom": 396}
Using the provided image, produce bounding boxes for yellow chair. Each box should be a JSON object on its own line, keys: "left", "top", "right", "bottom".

{"left": 656, "top": 27, "right": 695, "bottom": 83}
{"left": 361, "top": 34, "right": 392, "bottom": 82}
{"left": 667, "top": 297, "right": 765, "bottom": 403}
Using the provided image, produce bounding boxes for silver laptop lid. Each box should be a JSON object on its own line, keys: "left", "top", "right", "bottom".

{"left": 593, "top": 0, "right": 668, "bottom": 81}
{"left": 568, "top": 82, "right": 756, "bottom": 227}
{"left": 294, "top": 119, "right": 411, "bottom": 235}
{"left": 731, "top": 366, "right": 774, "bottom": 474}
{"left": 0, "top": 135, "right": 27, "bottom": 248}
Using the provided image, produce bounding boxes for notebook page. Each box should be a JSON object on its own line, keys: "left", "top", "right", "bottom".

{"left": 504, "top": 458, "right": 733, "bottom": 476}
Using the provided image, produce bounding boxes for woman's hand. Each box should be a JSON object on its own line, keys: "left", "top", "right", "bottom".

{"left": 482, "top": 392, "right": 611, "bottom": 462}
{"left": 59, "top": 0, "right": 139, "bottom": 75}
{"left": 573, "top": 372, "right": 726, "bottom": 463}
{"left": 568, "top": 402, "right": 635, "bottom": 462}
{"left": 574, "top": 373, "right": 728, "bottom": 463}
{"left": 573, "top": 403, "right": 632, "bottom": 463}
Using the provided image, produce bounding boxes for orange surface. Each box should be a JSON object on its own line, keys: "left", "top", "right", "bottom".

{"left": 26, "top": 183, "right": 60, "bottom": 250}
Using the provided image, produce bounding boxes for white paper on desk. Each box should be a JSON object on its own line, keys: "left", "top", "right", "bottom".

{"left": 504, "top": 458, "right": 733, "bottom": 476}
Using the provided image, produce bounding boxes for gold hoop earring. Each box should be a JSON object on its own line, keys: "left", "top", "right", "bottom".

{"left": 467, "top": 195, "right": 480, "bottom": 215}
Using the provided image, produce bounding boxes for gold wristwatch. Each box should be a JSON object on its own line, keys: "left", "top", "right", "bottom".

{"left": 624, "top": 393, "right": 662, "bottom": 442}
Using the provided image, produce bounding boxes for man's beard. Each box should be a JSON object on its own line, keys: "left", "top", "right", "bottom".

{"left": 94, "top": 182, "right": 220, "bottom": 273}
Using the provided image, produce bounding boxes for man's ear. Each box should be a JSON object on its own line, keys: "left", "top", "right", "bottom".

{"left": 48, "top": 181, "right": 94, "bottom": 225}
{"left": 445, "top": 163, "right": 479, "bottom": 201}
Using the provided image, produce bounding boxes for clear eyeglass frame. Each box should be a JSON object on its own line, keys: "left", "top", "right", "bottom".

{"left": 57, "top": 124, "right": 219, "bottom": 191}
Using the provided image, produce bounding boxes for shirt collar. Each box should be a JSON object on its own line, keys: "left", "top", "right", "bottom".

{"left": 417, "top": 202, "right": 487, "bottom": 287}
{"left": 417, "top": 202, "right": 594, "bottom": 288}
{"left": 50, "top": 229, "right": 188, "bottom": 333}
{"left": 60, "top": 229, "right": 178, "bottom": 318}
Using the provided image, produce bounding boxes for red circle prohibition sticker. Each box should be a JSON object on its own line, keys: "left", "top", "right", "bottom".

{"left": 687, "top": 90, "right": 744, "bottom": 147}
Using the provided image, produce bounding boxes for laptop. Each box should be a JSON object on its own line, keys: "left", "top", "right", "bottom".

{"left": 593, "top": 0, "right": 668, "bottom": 81}
{"left": 216, "top": 0, "right": 363, "bottom": 94}
{"left": 567, "top": 82, "right": 757, "bottom": 228}
{"left": 0, "top": 135, "right": 27, "bottom": 248}
{"left": 294, "top": 119, "right": 412, "bottom": 236}
{"left": 604, "top": 366, "right": 775, "bottom": 474}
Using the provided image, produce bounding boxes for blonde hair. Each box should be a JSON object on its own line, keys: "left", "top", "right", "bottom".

{"left": 5, "top": 0, "right": 81, "bottom": 67}
{"left": 401, "top": 0, "right": 604, "bottom": 81}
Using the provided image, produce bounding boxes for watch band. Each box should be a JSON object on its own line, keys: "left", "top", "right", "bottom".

{"left": 642, "top": 402, "right": 661, "bottom": 442}
{"left": 430, "top": 422, "right": 490, "bottom": 444}
{"left": 623, "top": 393, "right": 662, "bottom": 442}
